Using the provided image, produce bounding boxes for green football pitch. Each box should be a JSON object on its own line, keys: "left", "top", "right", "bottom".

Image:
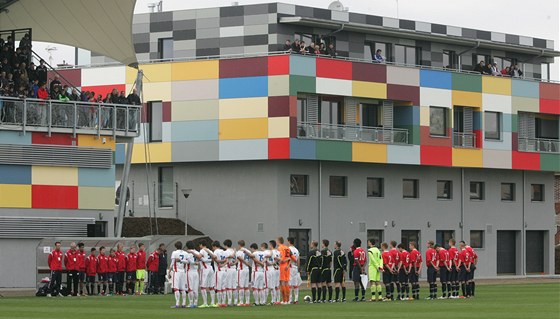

{"left": 0, "top": 283, "right": 558, "bottom": 319}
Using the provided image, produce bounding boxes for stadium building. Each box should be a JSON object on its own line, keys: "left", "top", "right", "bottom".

{"left": 0, "top": 2, "right": 559, "bottom": 280}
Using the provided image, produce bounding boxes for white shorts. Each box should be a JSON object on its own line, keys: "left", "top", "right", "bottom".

{"left": 172, "top": 271, "right": 186, "bottom": 291}
{"left": 215, "top": 269, "right": 227, "bottom": 291}
{"left": 267, "top": 269, "right": 279, "bottom": 289}
{"left": 187, "top": 270, "right": 199, "bottom": 292}
{"left": 238, "top": 268, "right": 250, "bottom": 288}
{"left": 226, "top": 268, "right": 238, "bottom": 290}
{"left": 253, "top": 271, "right": 265, "bottom": 290}
{"left": 200, "top": 267, "right": 215, "bottom": 289}
{"left": 290, "top": 267, "right": 302, "bottom": 287}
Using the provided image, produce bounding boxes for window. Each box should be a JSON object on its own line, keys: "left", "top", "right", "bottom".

{"left": 365, "top": 42, "right": 391, "bottom": 61}
{"left": 470, "top": 230, "right": 484, "bottom": 249}
{"left": 290, "top": 175, "right": 309, "bottom": 196}
{"left": 367, "top": 229, "right": 384, "bottom": 245}
{"left": 297, "top": 97, "right": 307, "bottom": 123}
{"left": 531, "top": 184, "right": 544, "bottom": 202}
{"left": 158, "top": 38, "right": 173, "bottom": 60}
{"left": 367, "top": 178, "right": 384, "bottom": 198}
{"left": 430, "top": 106, "right": 448, "bottom": 136}
{"left": 443, "top": 50, "right": 457, "bottom": 69}
{"left": 437, "top": 180, "right": 452, "bottom": 200}
{"left": 401, "top": 230, "right": 420, "bottom": 250}
{"left": 320, "top": 99, "right": 342, "bottom": 125}
{"left": 158, "top": 167, "right": 174, "bottom": 208}
{"left": 395, "top": 45, "right": 419, "bottom": 65}
{"left": 501, "top": 183, "right": 515, "bottom": 201}
{"left": 148, "top": 101, "right": 163, "bottom": 142}
{"left": 535, "top": 118, "right": 559, "bottom": 139}
{"left": 469, "top": 181, "right": 484, "bottom": 200}
{"left": 294, "top": 33, "right": 321, "bottom": 46}
{"left": 329, "top": 176, "right": 347, "bottom": 197}
{"left": 361, "top": 103, "right": 382, "bottom": 127}
{"left": 403, "top": 179, "right": 419, "bottom": 199}
{"left": 492, "top": 57, "right": 511, "bottom": 71}
{"left": 436, "top": 230, "right": 455, "bottom": 247}
{"left": 484, "top": 111, "right": 501, "bottom": 140}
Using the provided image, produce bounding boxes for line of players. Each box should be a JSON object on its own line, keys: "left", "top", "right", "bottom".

{"left": 168, "top": 237, "right": 303, "bottom": 308}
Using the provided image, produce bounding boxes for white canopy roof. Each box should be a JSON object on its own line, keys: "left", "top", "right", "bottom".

{"left": 0, "top": 0, "right": 138, "bottom": 67}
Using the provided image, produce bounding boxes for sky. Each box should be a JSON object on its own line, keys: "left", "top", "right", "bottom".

{"left": 33, "top": 0, "right": 559, "bottom": 80}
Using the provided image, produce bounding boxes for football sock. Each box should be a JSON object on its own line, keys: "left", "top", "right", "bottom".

{"left": 238, "top": 289, "right": 244, "bottom": 304}
{"left": 193, "top": 291, "right": 198, "bottom": 305}
{"left": 377, "top": 285, "right": 383, "bottom": 299}
{"left": 442, "top": 283, "right": 447, "bottom": 297}
{"left": 181, "top": 291, "right": 187, "bottom": 306}
{"left": 335, "top": 287, "right": 340, "bottom": 300}
{"left": 210, "top": 289, "right": 216, "bottom": 304}
{"left": 139, "top": 281, "right": 145, "bottom": 294}
{"left": 311, "top": 287, "right": 317, "bottom": 302}
{"left": 461, "top": 283, "right": 466, "bottom": 296}
{"left": 259, "top": 290, "right": 266, "bottom": 305}
{"left": 246, "top": 289, "right": 251, "bottom": 304}
{"left": 466, "top": 283, "right": 471, "bottom": 296}
{"left": 471, "top": 282, "right": 475, "bottom": 296}
{"left": 354, "top": 287, "right": 359, "bottom": 299}
{"left": 385, "top": 284, "right": 390, "bottom": 298}
{"left": 396, "top": 283, "right": 401, "bottom": 299}
{"left": 253, "top": 290, "right": 259, "bottom": 304}
{"left": 447, "top": 283, "right": 452, "bottom": 296}
{"left": 109, "top": 283, "right": 114, "bottom": 294}
{"left": 294, "top": 287, "right": 299, "bottom": 302}
{"left": 174, "top": 290, "right": 180, "bottom": 306}
{"left": 322, "top": 286, "right": 327, "bottom": 301}
{"left": 342, "top": 287, "right": 346, "bottom": 299}
{"left": 405, "top": 283, "right": 409, "bottom": 297}
{"left": 370, "top": 285, "right": 376, "bottom": 297}
{"left": 201, "top": 288, "right": 208, "bottom": 304}
{"left": 188, "top": 291, "right": 194, "bottom": 306}
{"left": 328, "top": 286, "right": 333, "bottom": 301}
{"left": 227, "top": 289, "right": 233, "bottom": 305}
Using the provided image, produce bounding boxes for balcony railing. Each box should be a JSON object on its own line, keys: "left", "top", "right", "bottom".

{"left": 518, "top": 137, "right": 559, "bottom": 153}
{"left": 0, "top": 96, "right": 141, "bottom": 138}
{"left": 297, "top": 122, "right": 409, "bottom": 145}
{"left": 453, "top": 132, "right": 477, "bottom": 148}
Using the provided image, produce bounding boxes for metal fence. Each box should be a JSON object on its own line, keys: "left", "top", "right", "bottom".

{"left": 297, "top": 122, "right": 409, "bottom": 145}
{"left": 0, "top": 96, "right": 141, "bottom": 138}
{"left": 453, "top": 132, "right": 477, "bottom": 148}
{"left": 518, "top": 137, "right": 559, "bottom": 153}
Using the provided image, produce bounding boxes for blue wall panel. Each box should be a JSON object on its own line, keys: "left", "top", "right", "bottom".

{"left": 420, "top": 70, "right": 452, "bottom": 89}
{"left": 171, "top": 120, "right": 219, "bottom": 142}
{"left": 0, "top": 165, "right": 31, "bottom": 184}
{"left": 290, "top": 138, "right": 316, "bottom": 160}
{"left": 78, "top": 167, "right": 115, "bottom": 187}
{"left": 219, "top": 76, "right": 268, "bottom": 99}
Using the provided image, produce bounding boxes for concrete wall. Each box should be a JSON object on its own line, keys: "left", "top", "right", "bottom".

{"left": 0, "top": 239, "right": 41, "bottom": 288}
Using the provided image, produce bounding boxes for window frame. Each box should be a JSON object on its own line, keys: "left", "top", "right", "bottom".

{"left": 366, "top": 177, "right": 384, "bottom": 198}
{"left": 148, "top": 101, "right": 163, "bottom": 142}
{"left": 501, "top": 183, "right": 515, "bottom": 202}
{"left": 531, "top": 184, "right": 544, "bottom": 202}
{"left": 436, "top": 180, "right": 453, "bottom": 200}
{"left": 329, "top": 176, "right": 348, "bottom": 197}
{"left": 470, "top": 230, "right": 484, "bottom": 249}
{"left": 469, "top": 181, "right": 485, "bottom": 201}
{"left": 157, "top": 166, "right": 174, "bottom": 208}
{"left": 402, "top": 179, "right": 419, "bottom": 199}
{"left": 394, "top": 44, "right": 421, "bottom": 65}
{"left": 429, "top": 106, "right": 448, "bottom": 137}
{"left": 296, "top": 97, "right": 308, "bottom": 123}
{"left": 158, "top": 38, "right": 173, "bottom": 60}
{"left": 290, "top": 174, "right": 309, "bottom": 196}
{"left": 484, "top": 111, "right": 502, "bottom": 141}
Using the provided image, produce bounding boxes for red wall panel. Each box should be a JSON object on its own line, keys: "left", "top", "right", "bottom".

{"left": 162, "top": 101, "right": 172, "bottom": 122}
{"left": 268, "top": 96, "right": 290, "bottom": 117}
{"left": 387, "top": 84, "right": 420, "bottom": 105}
{"left": 539, "top": 82, "right": 560, "bottom": 100}
{"left": 219, "top": 57, "right": 268, "bottom": 78}
{"left": 268, "top": 55, "right": 290, "bottom": 75}
{"left": 512, "top": 151, "right": 540, "bottom": 171}
{"left": 32, "top": 185, "right": 79, "bottom": 209}
{"left": 420, "top": 145, "right": 452, "bottom": 166}
{"left": 352, "top": 62, "right": 387, "bottom": 83}
{"left": 47, "top": 69, "right": 82, "bottom": 87}
{"left": 268, "top": 138, "right": 290, "bottom": 159}
{"left": 81, "top": 84, "right": 126, "bottom": 100}
{"left": 540, "top": 99, "right": 560, "bottom": 115}
{"left": 419, "top": 127, "right": 452, "bottom": 147}
{"left": 32, "top": 132, "right": 76, "bottom": 146}
{"left": 316, "top": 58, "right": 352, "bottom": 80}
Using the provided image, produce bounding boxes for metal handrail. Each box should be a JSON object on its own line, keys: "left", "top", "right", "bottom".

{"left": 0, "top": 96, "right": 141, "bottom": 138}
{"left": 297, "top": 122, "right": 409, "bottom": 145}
{"left": 453, "top": 132, "right": 477, "bottom": 148}
{"left": 518, "top": 137, "right": 559, "bottom": 153}
{"left": 60, "top": 51, "right": 559, "bottom": 84}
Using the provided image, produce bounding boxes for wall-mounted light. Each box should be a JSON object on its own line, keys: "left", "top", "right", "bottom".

{"left": 524, "top": 221, "right": 528, "bottom": 228}
{"left": 98, "top": 213, "right": 104, "bottom": 221}
{"left": 427, "top": 221, "right": 431, "bottom": 228}
{"left": 459, "top": 222, "right": 463, "bottom": 228}
{"left": 384, "top": 221, "right": 388, "bottom": 228}
{"left": 391, "top": 220, "right": 396, "bottom": 228}
{"left": 298, "top": 219, "right": 303, "bottom": 226}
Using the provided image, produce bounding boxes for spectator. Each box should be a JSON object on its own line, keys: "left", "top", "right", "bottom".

{"left": 36, "top": 60, "right": 48, "bottom": 84}
{"left": 27, "top": 62, "right": 37, "bottom": 83}
{"left": 30, "top": 79, "right": 39, "bottom": 98}
{"left": 47, "top": 242, "right": 63, "bottom": 297}
{"left": 327, "top": 43, "right": 337, "bottom": 57}
{"left": 320, "top": 43, "right": 327, "bottom": 55}
{"left": 299, "top": 41, "right": 306, "bottom": 54}
{"left": 501, "top": 66, "right": 511, "bottom": 76}
{"left": 283, "top": 39, "right": 292, "bottom": 52}
{"left": 37, "top": 82, "right": 48, "bottom": 100}
{"left": 70, "top": 88, "right": 80, "bottom": 101}
{"left": 491, "top": 62, "right": 501, "bottom": 76}
{"left": 50, "top": 84, "right": 60, "bottom": 100}
{"left": 157, "top": 243, "right": 167, "bottom": 294}
{"left": 314, "top": 45, "right": 321, "bottom": 55}
{"left": 50, "top": 74, "right": 61, "bottom": 93}
{"left": 484, "top": 63, "right": 492, "bottom": 75}
{"left": 473, "top": 60, "right": 486, "bottom": 74}
{"left": 127, "top": 88, "right": 141, "bottom": 105}
{"left": 374, "top": 49, "right": 385, "bottom": 62}
{"left": 510, "top": 64, "right": 523, "bottom": 77}
{"left": 291, "top": 39, "right": 300, "bottom": 53}
{"left": 307, "top": 42, "right": 316, "bottom": 55}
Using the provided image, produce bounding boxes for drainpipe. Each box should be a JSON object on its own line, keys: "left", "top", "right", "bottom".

{"left": 318, "top": 161, "right": 322, "bottom": 241}
{"left": 521, "top": 170, "right": 526, "bottom": 276}
{"left": 460, "top": 168, "right": 465, "bottom": 241}
{"left": 326, "top": 23, "right": 346, "bottom": 37}
{"left": 457, "top": 41, "right": 480, "bottom": 72}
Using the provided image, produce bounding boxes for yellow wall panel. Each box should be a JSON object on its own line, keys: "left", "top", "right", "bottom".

{"left": 143, "top": 82, "right": 172, "bottom": 101}
{"left": 352, "top": 142, "right": 387, "bottom": 163}
{"left": 126, "top": 63, "right": 172, "bottom": 83}
{"left": 131, "top": 142, "right": 172, "bottom": 163}
{"left": 452, "top": 148, "right": 483, "bottom": 167}
{"left": 219, "top": 118, "right": 268, "bottom": 140}
{"left": 78, "top": 135, "right": 116, "bottom": 150}
{"left": 79, "top": 187, "right": 115, "bottom": 210}
{"left": 268, "top": 117, "right": 290, "bottom": 138}
{"left": 171, "top": 60, "right": 219, "bottom": 81}
{"left": 452, "top": 90, "right": 482, "bottom": 108}
{"left": 219, "top": 97, "right": 268, "bottom": 119}
{"left": 268, "top": 75, "right": 290, "bottom": 96}
{"left": 172, "top": 100, "right": 219, "bottom": 121}
{"left": 512, "top": 96, "right": 539, "bottom": 113}
{"left": 32, "top": 166, "right": 78, "bottom": 186}
{"left": 352, "top": 81, "right": 387, "bottom": 99}
{"left": 0, "top": 184, "right": 31, "bottom": 208}
{"left": 420, "top": 106, "right": 430, "bottom": 126}
{"left": 482, "top": 77, "right": 511, "bottom": 95}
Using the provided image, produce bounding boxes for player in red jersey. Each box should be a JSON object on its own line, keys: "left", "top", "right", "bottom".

{"left": 126, "top": 245, "right": 138, "bottom": 295}
{"left": 447, "top": 239, "right": 460, "bottom": 298}
{"left": 351, "top": 238, "right": 366, "bottom": 302}
{"left": 465, "top": 242, "right": 477, "bottom": 297}
{"left": 435, "top": 244, "right": 451, "bottom": 299}
{"left": 64, "top": 242, "right": 78, "bottom": 296}
{"left": 108, "top": 248, "right": 118, "bottom": 295}
{"left": 76, "top": 243, "right": 87, "bottom": 296}
{"left": 425, "top": 240, "right": 438, "bottom": 300}
{"left": 388, "top": 241, "right": 401, "bottom": 300}
{"left": 380, "top": 242, "right": 394, "bottom": 300}
{"left": 85, "top": 247, "right": 97, "bottom": 295}
{"left": 97, "top": 246, "right": 109, "bottom": 295}
{"left": 408, "top": 241, "right": 422, "bottom": 300}
{"left": 147, "top": 247, "right": 161, "bottom": 294}
{"left": 47, "top": 241, "right": 63, "bottom": 297}
{"left": 397, "top": 243, "right": 411, "bottom": 300}
{"left": 115, "top": 243, "right": 127, "bottom": 295}
{"left": 457, "top": 241, "right": 471, "bottom": 298}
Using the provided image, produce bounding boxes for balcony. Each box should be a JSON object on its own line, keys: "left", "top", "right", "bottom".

{"left": 297, "top": 122, "right": 409, "bottom": 145}
{"left": 518, "top": 138, "right": 559, "bottom": 153}
{"left": 0, "top": 96, "right": 141, "bottom": 138}
{"left": 453, "top": 132, "right": 477, "bottom": 148}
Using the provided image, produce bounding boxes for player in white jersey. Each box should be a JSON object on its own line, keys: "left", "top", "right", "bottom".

{"left": 198, "top": 241, "right": 216, "bottom": 308}
{"left": 168, "top": 241, "right": 187, "bottom": 308}
{"left": 267, "top": 240, "right": 281, "bottom": 305}
{"left": 236, "top": 240, "right": 252, "bottom": 306}
{"left": 223, "top": 239, "right": 238, "bottom": 306}
{"left": 287, "top": 237, "right": 302, "bottom": 304}
{"left": 242, "top": 243, "right": 268, "bottom": 305}
{"left": 203, "top": 241, "right": 228, "bottom": 307}
{"left": 184, "top": 241, "right": 201, "bottom": 308}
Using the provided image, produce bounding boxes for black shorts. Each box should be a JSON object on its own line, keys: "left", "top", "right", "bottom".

{"left": 321, "top": 269, "right": 332, "bottom": 283}
{"left": 126, "top": 271, "right": 137, "bottom": 281}
{"left": 449, "top": 268, "right": 458, "bottom": 282}
{"left": 98, "top": 273, "right": 107, "bottom": 282}
{"left": 391, "top": 272, "right": 399, "bottom": 283}
{"left": 398, "top": 269, "right": 408, "bottom": 283}
{"left": 427, "top": 266, "right": 437, "bottom": 283}
{"left": 382, "top": 272, "right": 392, "bottom": 284}
{"left": 309, "top": 268, "right": 321, "bottom": 284}
{"left": 458, "top": 266, "right": 467, "bottom": 282}
{"left": 408, "top": 271, "right": 418, "bottom": 283}
{"left": 467, "top": 265, "right": 476, "bottom": 281}
{"left": 77, "top": 271, "right": 85, "bottom": 282}
{"left": 107, "top": 273, "right": 115, "bottom": 283}
{"left": 351, "top": 266, "right": 362, "bottom": 283}
{"left": 86, "top": 275, "right": 96, "bottom": 283}
{"left": 333, "top": 269, "right": 344, "bottom": 283}
{"left": 439, "top": 268, "right": 449, "bottom": 283}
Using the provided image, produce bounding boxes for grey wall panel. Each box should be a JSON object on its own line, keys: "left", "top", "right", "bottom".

{"left": 196, "top": 8, "right": 220, "bottom": 19}
{"left": 220, "top": 16, "right": 245, "bottom": 27}
{"left": 173, "top": 19, "right": 196, "bottom": 30}
{"left": 151, "top": 11, "right": 173, "bottom": 23}
{"left": 196, "top": 38, "right": 220, "bottom": 49}
{"left": 244, "top": 14, "right": 269, "bottom": 26}
{"left": 244, "top": 4, "right": 270, "bottom": 16}
{"left": 171, "top": 141, "right": 219, "bottom": 162}
{"left": 196, "top": 17, "right": 220, "bottom": 29}
{"left": 220, "top": 36, "right": 245, "bottom": 48}
{"left": 150, "top": 21, "right": 173, "bottom": 32}
{"left": 196, "top": 28, "right": 219, "bottom": 39}
{"left": 220, "top": 5, "right": 245, "bottom": 17}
